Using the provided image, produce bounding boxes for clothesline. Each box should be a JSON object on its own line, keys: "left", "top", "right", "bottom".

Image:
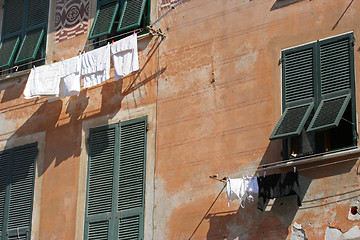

{"left": 211, "top": 147, "right": 360, "bottom": 178}
{"left": 210, "top": 155, "right": 360, "bottom": 183}
{"left": 24, "top": 33, "right": 141, "bottom": 99}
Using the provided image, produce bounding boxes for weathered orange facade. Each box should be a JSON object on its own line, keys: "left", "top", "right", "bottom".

{"left": 0, "top": 0, "right": 359, "bottom": 239}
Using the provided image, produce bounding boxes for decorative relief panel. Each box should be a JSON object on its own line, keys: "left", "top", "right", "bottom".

{"left": 55, "top": 0, "right": 89, "bottom": 43}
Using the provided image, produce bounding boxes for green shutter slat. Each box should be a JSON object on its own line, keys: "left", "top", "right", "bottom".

{"left": 307, "top": 94, "right": 351, "bottom": 132}
{"left": 88, "top": 1, "right": 119, "bottom": 39}
{"left": 117, "top": 0, "right": 147, "bottom": 32}
{"left": 87, "top": 127, "right": 115, "bottom": 216}
{"left": 7, "top": 146, "right": 36, "bottom": 231}
{"left": 320, "top": 38, "right": 351, "bottom": 95}
{"left": 8, "top": 234, "right": 27, "bottom": 240}
{"left": 119, "top": 216, "right": 140, "bottom": 240}
{"left": 270, "top": 103, "right": 314, "bottom": 140}
{"left": 0, "top": 37, "right": 20, "bottom": 68}
{"left": 27, "top": 0, "right": 48, "bottom": 28}
{"left": 88, "top": 221, "right": 109, "bottom": 240}
{"left": 14, "top": 28, "right": 44, "bottom": 63}
{"left": 118, "top": 121, "right": 146, "bottom": 212}
{"left": 284, "top": 47, "right": 314, "bottom": 104}
{"left": 2, "top": 0, "right": 24, "bottom": 35}
{"left": 0, "top": 153, "right": 10, "bottom": 235}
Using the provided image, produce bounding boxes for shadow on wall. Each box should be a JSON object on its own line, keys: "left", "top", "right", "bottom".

{"left": 270, "top": 0, "right": 304, "bottom": 11}
{"left": 1, "top": 36, "right": 167, "bottom": 179}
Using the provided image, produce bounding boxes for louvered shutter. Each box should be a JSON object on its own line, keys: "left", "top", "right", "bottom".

{"left": 117, "top": 0, "right": 147, "bottom": 33}
{"left": 0, "top": 0, "right": 25, "bottom": 68}
{"left": 117, "top": 118, "right": 146, "bottom": 239}
{"left": 0, "top": 37, "right": 20, "bottom": 68}
{"left": 26, "top": 0, "right": 48, "bottom": 29}
{"left": 6, "top": 144, "right": 37, "bottom": 240}
{"left": 14, "top": 28, "right": 44, "bottom": 63}
{"left": 85, "top": 125, "right": 118, "bottom": 240}
{"left": 2, "top": 0, "right": 25, "bottom": 36}
{"left": 14, "top": 0, "right": 48, "bottom": 64}
{"left": 270, "top": 45, "right": 315, "bottom": 140}
{"left": 0, "top": 152, "right": 10, "bottom": 239}
{"left": 307, "top": 35, "right": 353, "bottom": 132}
{"left": 85, "top": 117, "right": 146, "bottom": 240}
{"left": 88, "top": 1, "right": 119, "bottom": 39}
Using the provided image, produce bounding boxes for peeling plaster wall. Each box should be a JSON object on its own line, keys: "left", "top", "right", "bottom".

{"left": 0, "top": 0, "right": 360, "bottom": 239}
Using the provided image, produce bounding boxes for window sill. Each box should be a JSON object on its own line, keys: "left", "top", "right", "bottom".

{"left": 0, "top": 69, "right": 31, "bottom": 83}
{"left": 261, "top": 147, "right": 360, "bottom": 171}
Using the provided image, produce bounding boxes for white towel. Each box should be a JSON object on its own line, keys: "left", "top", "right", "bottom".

{"left": 81, "top": 44, "right": 111, "bottom": 88}
{"left": 23, "top": 63, "right": 61, "bottom": 99}
{"left": 110, "top": 33, "right": 139, "bottom": 80}
{"left": 226, "top": 176, "right": 258, "bottom": 208}
{"left": 59, "top": 55, "right": 81, "bottom": 97}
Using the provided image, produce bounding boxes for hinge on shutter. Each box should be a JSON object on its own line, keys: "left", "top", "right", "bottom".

{"left": 278, "top": 58, "right": 284, "bottom": 66}
{"left": 350, "top": 38, "right": 355, "bottom": 47}
{"left": 146, "top": 123, "right": 150, "bottom": 131}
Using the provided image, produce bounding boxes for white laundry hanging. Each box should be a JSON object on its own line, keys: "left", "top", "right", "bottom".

{"left": 23, "top": 62, "right": 61, "bottom": 99}
{"left": 81, "top": 44, "right": 111, "bottom": 88}
{"left": 226, "top": 176, "right": 258, "bottom": 208}
{"left": 110, "top": 33, "right": 139, "bottom": 80}
{"left": 59, "top": 55, "right": 81, "bottom": 97}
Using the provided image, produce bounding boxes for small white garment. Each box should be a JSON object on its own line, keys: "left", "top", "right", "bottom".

{"left": 59, "top": 55, "right": 81, "bottom": 97}
{"left": 23, "top": 63, "right": 61, "bottom": 99}
{"left": 226, "top": 176, "right": 258, "bottom": 208}
{"left": 110, "top": 33, "right": 139, "bottom": 80}
{"left": 81, "top": 44, "right": 111, "bottom": 88}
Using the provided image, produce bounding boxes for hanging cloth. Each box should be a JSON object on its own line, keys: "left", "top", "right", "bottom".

{"left": 257, "top": 171, "right": 301, "bottom": 211}
{"left": 226, "top": 176, "right": 258, "bottom": 208}
{"left": 23, "top": 62, "right": 61, "bottom": 99}
{"left": 81, "top": 44, "right": 111, "bottom": 88}
{"left": 59, "top": 54, "right": 81, "bottom": 97}
{"left": 110, "top": 33, "right": 139, "bottom": 80}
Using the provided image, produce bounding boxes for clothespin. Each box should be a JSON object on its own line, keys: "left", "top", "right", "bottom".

{"left": 112, "top": 40, "right": 114, "bottom": 44}
{"left": 256, "top": 172, "right": 260, "bottom": 177}
{"left": 294, "top": 166, "right": 296, "bottom": 173}
{"left": 264, "top": 171, "right": 266, "bottom": 177}
{"left": 133, "top": 31, "right": 136, "bottom": 36}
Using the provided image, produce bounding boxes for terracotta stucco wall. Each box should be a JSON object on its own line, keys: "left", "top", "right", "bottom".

{"left": 0, "top": 0, "right": 359, "bottom": 239}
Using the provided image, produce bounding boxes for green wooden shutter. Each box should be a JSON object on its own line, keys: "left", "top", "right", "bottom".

{"left": 88, "top": 1, "right": 119, "bottom": 39}
{"left": 319, "top": 37, "right": 351, "bottom": 95}
{"left": 27, "top": 0, "right": 48, "bottom": 29}
{"left": 2, "top": 0, "right": 25, "bottom": 36}
{"left": 85, "top": 117, "right": 146, "bottom": 240}
{"left": 283, "top": 46, "right": 315, "bottom": 104}
{"left": 0, "top": 152, "right": 10, "bottom": 239}
{"left": 85, "top": 125, "right": 117, "bottom": 239}
{"left": 270, "top": 103, "right": 314, "bottom": 140}
{"left": 0, "top": 37, "right": 20, "bottom": 68}
{"left": 270, "top": 46, "right": 315, "bottom": 140}
{"left": 307, "top": 94, "right": 351, "bottom": 132}
{"left": 117, "top": 0, "right": 147, "bottom": 33}
{"left": 6, "top": 144, "right": 37, "bottom": 240}
{"left": 307, "top": 35, "right": 353, "bottom": 132}
{"left": 118, "top": 118, "right": 146, "bottom": 239}
{"left": 14, "top": 28, "right": 44, "bottom": 63}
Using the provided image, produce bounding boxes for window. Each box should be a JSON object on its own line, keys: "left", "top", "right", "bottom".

{"left": 0, "top": 143, "right": 38, "bottom": 240}
{"left": 270, "top": 33, "right": 357, "bottom": 158}
{"left": 88, "top": 0, "right": 150, "bottom": 43}
{"left": 0, "top": 0, "right": 49, "bottom": 75}
{"left": 84, "top": 117, "right": 147, "bottom": 239}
